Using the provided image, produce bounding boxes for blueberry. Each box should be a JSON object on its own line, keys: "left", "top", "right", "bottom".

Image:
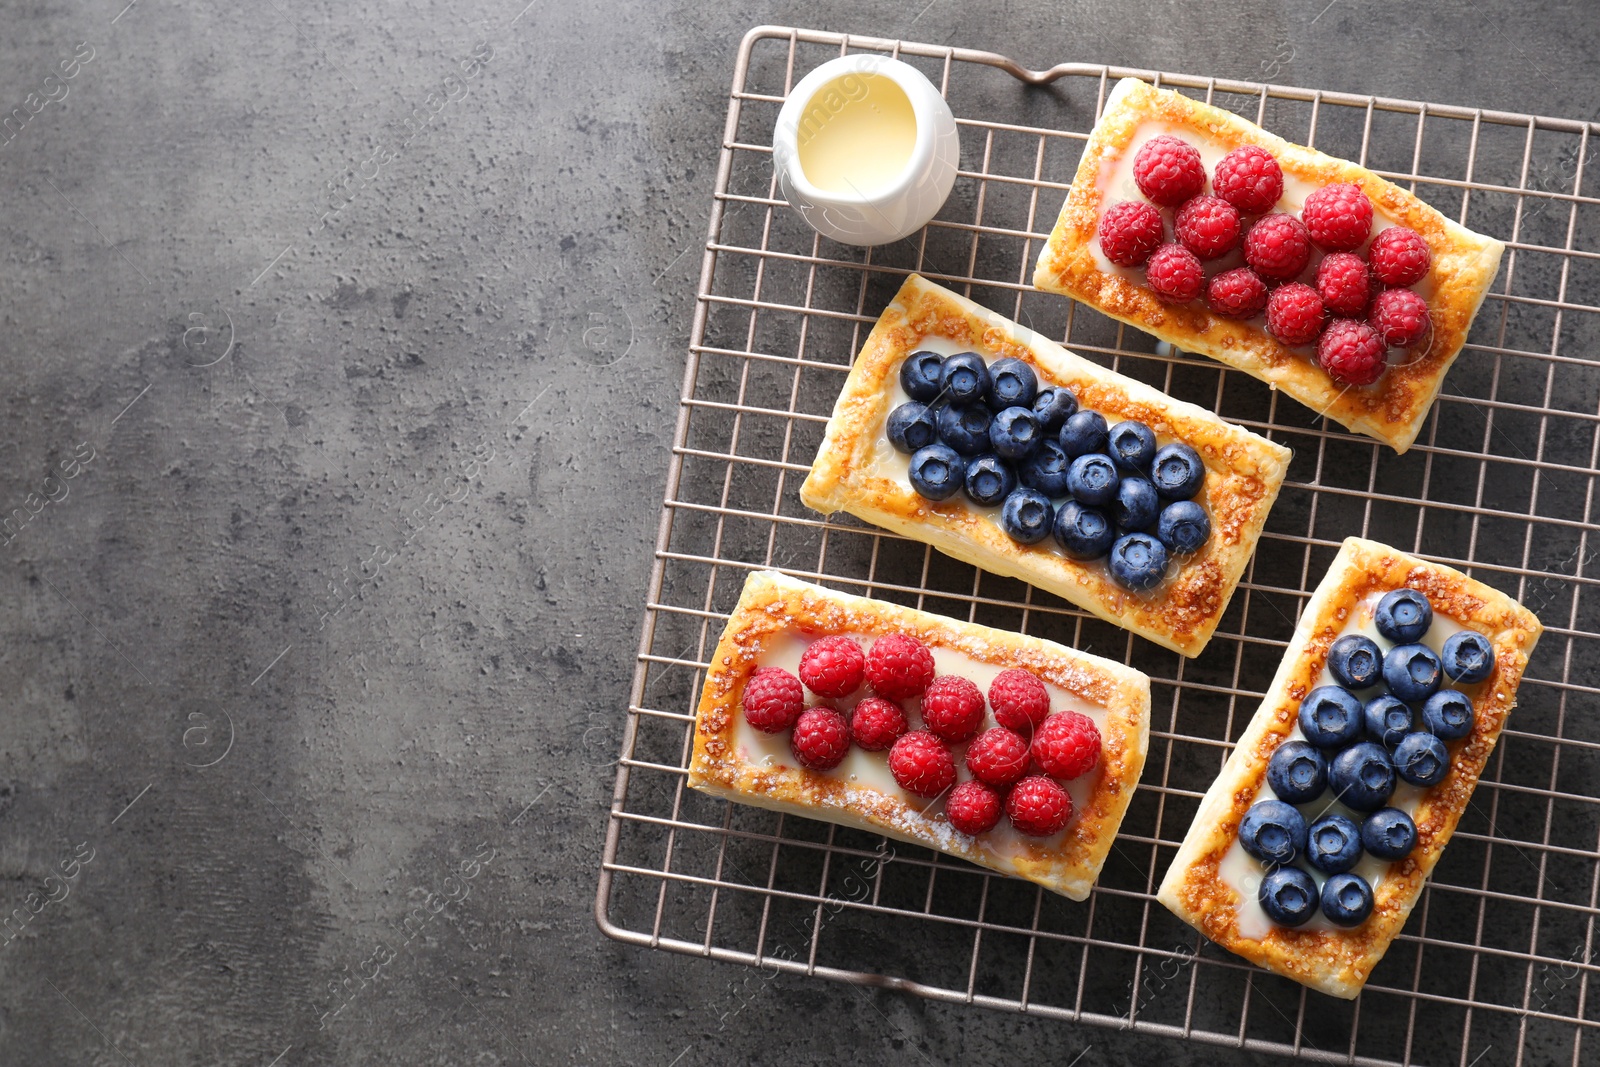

{"left": 886, "top": 402, "right": 938, "bottom": 454}
{"left": 900, "top": 350, "right": 945, "bottom": 402}
{"left": 1108, "top": 532, "right": 1169, "bottom": 590}
{"left": 986, "top": 357, "right": 1038, "bottom": 412}
{"left": 939, "top": 352, "right": 991, "bottom": 404}
{"left": 1420, "top": 689, "right": 1475, "bottom": 741}
{"left": 1018, "top": 439, "right": 1071, "bottom": 497}
{"left": 963, "top": 454, "right": 1016, "bottom": 508}
{"left": 1107, "top": 420, "right": 1158, "bottom": 473}
{"left": 1361, "top": 808, "right": 1418, "bottom": 861}
{"left": 1259, "top": 867, "right": 1319, "bottom": 927}
{"left": 1157, "top": 500, "right": 1211, "bottom": 555}
{"left": 1383, "top": 643, "right": 1442, "bottom": 703}
{"left": 935, "top": 403, "right": 993, "bottom": 456}
{"left": 1375, "top": 589, "right": 1433, "bottom": 643}
{"left": 1441, "top": 630, "right": 1495, "bottom": 684}
{"left": 1067, "top": 454, "right": 1120, "bottom": 506}
{"left": 907, "top": 443, "right": 963, "bottom": 500}
{"left": 1392, "top": 731, "right": 1450, "bottom": 787}
{"left": 1327, "top": 634, "right": 1383, "bottom": 689}
{"left": 1111, "top": 476, "right": 1160, "bottom": 532}
{"left": 1150, "top": 442, "right": 1206, "bottom": 500}
{"left": 1032, "top": 387, "right": 1079, "bottom": 433}
{"left": 1305, "top": 811, "right": 1363, "bottom": 874}
{"left": 1298, "top": 686, "right": 1365, "bottom": 749}
{"left": 1320, "top": 872, "right": 1374, "bottom": 926}
{"left": 1266, "top": 740, "right": 1328, "bottom": 805}
{"left": 1328, "top": 741, "right": 1396, "bottom": 812}
{"left": 1239, "top": 799, "right": 1308, "bottom": 867}
{"left": 999, "top": 488, "right": 1054, "bottom": 544}
{"left": 1059, "top": 410, "right": 1109, "bottom": 458}
{"left": 1053, "top": 501, "right": 1115, "bottom": 559}
{"left": 988, "top": 406, "right": 1042, "bottom": 460}
{"left": 1364, "top": 694, "right": 1415, "bottom": 747}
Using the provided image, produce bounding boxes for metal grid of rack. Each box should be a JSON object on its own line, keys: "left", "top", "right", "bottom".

{"left": 597, "top": 26, "right": 1600, "bottom": 1065}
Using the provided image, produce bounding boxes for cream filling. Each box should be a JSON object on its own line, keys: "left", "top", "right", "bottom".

{"left": 734, "top": 632, "right": 1108, "bottom": 858}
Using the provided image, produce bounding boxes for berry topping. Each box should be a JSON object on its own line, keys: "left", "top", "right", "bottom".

{"left": 1239, "top": 799, "right": 1308, "bottom": 867}
{"left": 988, "top": 406, "right": 1043, "bottom": 460}
{"left": 935, "top": 403, "right": 993, "bottom": 456}
{"left": 1097, "top": 200, "right": 1165, "bottom": 267}
{"left": 1059, "top": 410, "right": 1110, "bottom": 458}
{"left": 963, "top": 453, "right": 1017, "bottom": 508}
{"left": 966, "top": 727, "right": 1032, "bottom": 786}
{"left": 1259, "top": 867, "right": 1318, "bottom": 927}
{"left": 866, "top": 633, "right": 936, "bottom": 701}
{"left": 945, "top": 779, "right": 1003, "bottom": 835}
{"left": 1369, "top": 288, "right": 1431, "bottom": 349}
{"left": 1264, "top": 282, "right": 1326, "bottom": 346}
{"left": 1032, "top": 387, "right": 1079, "bottom": 433}
{"left": 900, "top": 351, "right": 945, "bottom": 402}
{"left": 1441, "top": 630, "right": 1495, "bottom": 684}
{"left": 1320, "top": 872, "right": 1374, "bottom": 927}
{"left": 1299, "top": 685, "right": 1365, "bottom": 749}
{"left": 888, "top": 730, "right": 957, "bottom": 798}
{"left": 1393, "top": 731, "right": 1449, "bottom": 787}
{"left": 1244, "top": 213, "right": 1313, "bottom": 281}
{"left": 849, "top": 696, "right": 908, "bottom": 751}
{"left": 1317, "top": 320, "right": 1387, "bottom": 385}
{"left": 1132, "top": 135, "right": 1206, "bottom": 207}
{"left": 1111, "top": 476, "right": 1160, "bottom": 533}
{"left": 999, "top": 488, "right": 1055, "bottom": 544}
{"left": 1053, "top": 500, "right": 1116, "bottom": 560}
{"left": 1206, "top": 267, "right": 1270, "bottom": 318}
{"left": 986, "top": 358, "right": 1039, "bottom": 412}
{"left": 1375, "top": 589, "right": 1433, "bottom": 643}
{"left": 1018, "top": 439, "right": 1072, "bottom": 497}
{"left": 1175, "top": 195, "right": 1242, "bottom": 259}
{"left": 1156, "top": 499, "right": 1211, "bottom": 555}
{"left": 1030, "top": 710, "right": 1102, "bottom": 780}
{"left": 790, "top": 706, "right": 851, "bottom": 770}
{"left": 1005, "top": 775, "right": 1073, "bottom": 836}
{"left": 1145, "top": 243, "right": 1205, "bottom": 304}
{"left": 1368, "top": 225, "right": 1431, "bottom": 287}
{"left": 1364, "top": 694, "right": 1415, "bottom": 747}
{"left": 1327, "top": 634, "right": 1383, "bottom": 689}
{"left": 1421, "top": 689, "right": 1475, "bottom": 741}
{"left": 920, "top": 675, "right": 987, "bottom": 743}
{"left": 1315, "top": 252, "right": 1372, "bottom": 317}
{"left": 1383, "top": 643, "right": 1442, "bottom": 703}
{"left": 1066, "top": 453, "right": 1121, "bottom": 507}
{"left": 1266, "top": 740, "right": 1328, "bottom": 805}
{"left": 1306, "top": 811, "right": 1363, "bottom": 874}
{"left": 741, "top": 667, "right": 805, "bottom": 733}
{"left": 1329, "top": 741, "right": 1396, "bottom": 812}
{"left": 1150, "top": 442, "right": 1206, "bottom": 500}
{"left": 988, "top": 669, "right": 1050, "bottom": 734}
{"left": 798, "top": 635, "right": 866, "bottom": 698}
{"left": 1109, "top": 532, "right": 1169, "bottom": 590}
{"left": 1107, "top": 420, "right": 1157, "bottom": 473}
{"left": 939, "top": 352, "right": 991, "bottom": 404}
{"left": 1302, "top": 182, "right": 1374, "bottom": 250}
{"left": 886, "top": 402, "right": 938, "bottom": 454}
{"left": 1212, "top": 145, "right": 1285, "bottom": 215}
{"left": 908, "top": 444, "right": 963, "bottom": 500}
{"left": 1361, "top": 808, "right": 1418, "bottom": 861}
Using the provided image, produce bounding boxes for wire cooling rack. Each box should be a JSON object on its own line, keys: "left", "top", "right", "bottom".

{"left": 597, "top": 26, "right": 1600, "bottom": 1065}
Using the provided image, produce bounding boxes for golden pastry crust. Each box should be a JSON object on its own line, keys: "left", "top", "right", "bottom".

{"left": 689, "top": 570, "right": 1151, "bottom": 901}
{"left": 1033, "top": 78, "right": 1506, "bottom": 454}
{"left": 1156, "top": 537, "right": 1542, "bottom": 998}
{"left": 798, "top": 274, "right": 1291, "bottom": 658}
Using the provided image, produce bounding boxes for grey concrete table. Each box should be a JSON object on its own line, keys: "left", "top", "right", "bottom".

{"left": 1, "top": 1, "right": 1594, "bottom": 1064}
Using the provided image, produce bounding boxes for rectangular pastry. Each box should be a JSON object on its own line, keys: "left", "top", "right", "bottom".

{"left": 688, "top": 569, "right": 1151, "bottom": 900}
{"left": 799, "top": 274, "right": 1291, "bottom": 658}
{"left": 1157, "top": 537, "right": 1542, "bottom": 998}
{"left": 1033, "top": 77, "right": 1506, "bottom": 453}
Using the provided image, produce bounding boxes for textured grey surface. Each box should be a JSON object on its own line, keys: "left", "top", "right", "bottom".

{"left": 0, "top": 1, "right": 1595, "bottom": 1064}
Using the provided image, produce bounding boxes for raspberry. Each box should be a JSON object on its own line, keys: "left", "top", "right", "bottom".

{"left": 865, "top": 633, "right": 935, "bottom": 701}
{"left": 848, "top": 696, "right": 907, "bottom": 751}
{"left": 1132, "top": 135, "right": 1206, "bottom": 207}
{"left": 1175, "top": 195, "right": 1242, "bottom": 259}
{"left": 1030, "top": 711, "right": 1102, "bottom": 781}
{"left": 888, "top": 730, "right": 956, "bottom": 798}
{"left": 1212, "top": 145, "right": 1284, "bottom": 215}
{"left": 1097, "top": 200, "right": 1164, "bottom": 267}
{"left": 741, "top": 667, "right": 805, "bottom": 733}
{"left": 1206, "top": 267, "right": 1269, "bottom": 318}
{"left": 945, "top": 779, "right": 1002, "bottom": 836}
{"left": 965, "top": 727, "right": 1031, "bottom": 787}
{"left": 1316, "top": 252, "right": 1372, "bottom": 317}
{"left": 1317, "top": 319, "right": 1388, "bottom": 386}
{"left": 1301, "top": 182, "right": 1374, "bottom": 251}
{"left": 1369, "top": 288, "right": 1432, "bottom": 349}
{"left": 798, "top": 635, "right": 865, "bottom": 698}
{"left": 1144, "top": 244, "right": 1204, "bottom": 304}
{"left": 1005, "top": 775, "right": 1073, "bottom": 837}
{"left": 790, "top": 706, "right": 851, "bottom": 770}
{"left": 1243, "top": 213, "right": 1313, "bottom": 280}
{"left": 1265, "top": 282, "right": 1327, "bottom": 347}
{"left": 920, "top": 675, "right": 986, "bottom": 743}
{"left": 988, "top": 668, "right": 1050, "bottom": 734}
{"left": 1368, "top": 225, "right": 1432, "bottom": 287}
